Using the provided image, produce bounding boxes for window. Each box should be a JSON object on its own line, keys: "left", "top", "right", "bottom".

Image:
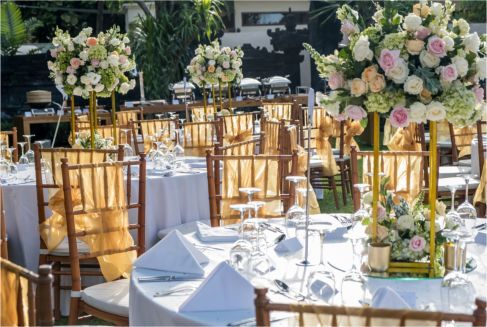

{"left": 241, "top": 12, "right": 308, "bottom": 26}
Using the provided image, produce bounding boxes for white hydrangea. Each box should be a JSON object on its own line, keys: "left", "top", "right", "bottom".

{"left": 352, "top": 35, "right": 373, "bottom": 62}
{"left": 463, "top": 32, "right": 481, "bottom": 53}
{"left": 397, "top": 215, "right": 415, "bottom": 231}
{"left": 476, "top": 57, "right": 487, "bottom": 80}
{"left": 452, "top": 55, "right": 469, "bottom": 77}
{"left": 409, "top": 102, "right": 427, "bottom": 123}
{"left": 403, "top": 14, "right": 422, "bottom": 32}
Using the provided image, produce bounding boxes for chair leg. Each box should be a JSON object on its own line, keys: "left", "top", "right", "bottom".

{"left": 54, "top": 264, "right": 61, "bottom": 320}
{"left": 329, "top": 177, "right": 340, "bottom": 209}
{"left": 340, "top": 169, "right": 347, "bottom": 206}
{"left": 68, "top": 296, "right": 80, "bottom": 325}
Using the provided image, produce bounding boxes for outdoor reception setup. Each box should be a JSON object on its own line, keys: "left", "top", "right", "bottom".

{"left": 0, "top": 0, "right": 486, "bottom": 326}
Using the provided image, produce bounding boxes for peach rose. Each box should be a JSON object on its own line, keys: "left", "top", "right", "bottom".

{"left": 86, "top": 37, "right": 98, "bottom": 47}
{"left": 369, "top": 74, "right": 386, "bottom": 93}
{"left": 207, "top": 65, "right": 215, "bottom": 73}
{"left": 420, "top": 88, "right": 432, "bottom": 103}
{"left": 406, "top": 39, "right": 425, "bottom": 55}
{"left": 413, "top": 3, "right": 430, "bottom": 17}
{"left": 350, "top": 78, "right": 367, "bottom": 97}
{"left": 361, "top": 65, "right": 378, "bottom": 82}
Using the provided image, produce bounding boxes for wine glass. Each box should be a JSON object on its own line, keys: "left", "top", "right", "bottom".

{"left": 247, "top": 200, "right": 265, "bottom": 219}
{"left": 17, "top": 142, "right": 29, "bottom": 167}
{"left": 456, "top": 174, "right": 477, "bottom": 226}
{"left": 341, "top": 231, "right": 367, "bottom": 307}
{"left": 307, "top": 225, "right": 337, "bottom": 303}
{"left": 120, "top": 129, "right": 134, "bottom": 158}
{"left": 441, "top": 228, "right": 475, "bottom": 313}
{"left": 230, "top": 203, "right": 252, "bottom": 239}
{"left": 352, "top": 183, "right": 370, "bottom": 226}
{"left": 23, "top": 134, "right": 35, "bottom": 163}
{"left": 155, "top": 114, "right": 164, "bottom": 120}
{"left": 446, "top": 184, "right": 462, "bottom": 227}
{"left": 285, "top": 176, "right": 307, "bottom": 234}
{"left": 6, "top": 147, "right": 16, "bottom": 164}
{"left": 172, "top": 128, "right": 185, "bottom": 158}
{"left": 239, "top": 187, "right": 261, "bottom": 218}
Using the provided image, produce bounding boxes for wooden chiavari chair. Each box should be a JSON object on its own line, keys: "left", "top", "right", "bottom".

{"left": 261, "top": 102, "right": 297, "bottom": 121}
{"left": 1, "top": 258, "right": 53, "bottom": 326}
{"left": 183, "top": 121, "right": 223, "bottom": 157}
{"left": 60, "top": 155, "right": 146, "bottom": 325}
{"left": 130, "top": 117, "right": 179, "bottom": 155}
{"left": 474, "top": 119, "right": 486, "bottom": 217}
{"left": 449, "top": 122, "right": 478, "bottom": 165}
{"left": 0, "top": 127, "right": 18, "bottom": 162}
{"left": 191, "top": 106, "right": 216, "bottom": 122}
{"left": 115, "top": 109, "right": 143, "bottom": 126}
{"left": 206, "top": 151, "right": 298, "bottom": 226}
{"left": 33, "top": 144, "right": 123, "bottom": 319}
{"left": 350, "top": 147, "right": 433, "bottom": 209}
{"left": 260, "top": 116, "right": 284, "bottom": 155}
{"left": 254, "top": 288, "right": 486, "bottom": 327}
{"left": 0, "top": 188, "right": 7, "bottom": 259}
{"left": 220, "top": 112, "right": 255, "bottom": 146}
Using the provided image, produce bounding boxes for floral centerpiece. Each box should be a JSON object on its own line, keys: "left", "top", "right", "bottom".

{"left": 304, "top": 0, "right": 486, "bottom": 127}
{"left": 72, "top": 131, "right": 113, "bottom": 150}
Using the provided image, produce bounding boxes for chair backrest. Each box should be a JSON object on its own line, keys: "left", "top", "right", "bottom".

{"left": 33, "top": 145, "right": 124, "bottom": 251}
{"left": 206, "top": 152, "right": 298, "bottom": 226}
{"left": 131, "top": 118, "right": 179, "bottom": 155}
{"left": 350, "top": 147, "right": 432, "bottom": 209}
{"left": 449, "top": 122, "right": 478, "bottom": 162}
{"left": 0, "top": 188, "right": 7, "bottom": 259}
{"left": 0, "top": 127, "right": 18, "bottom": 162}
{"left": 0, "top": 258, "right": 53, "bottom": 326}
{"left": 214, "top": 138, "right": 259, "bottom": 156}
{"left": 60, "top": 155, "right": 146, "bottom": 287}
{"left": 191, "top": 106, "right": 216, "bottom": 122}
{"left": 476, "top": 120, "right": 486, "bottom": 174}
{"left": 183, "top": 121, "right": 223, "bottom": 157}
{"left": 221, "top": 112, "right": 254, "bottom": 145}
{"left": 254, "top": 288, "right": 486, "bottom": 327}
{"left": 116, "top": 109, "right": 142, "bottom": 126}
{"left": 260, "top": 116, "right": 284, "bottom": 155}
{"left": 261, "top": 102, "right": 294, "bottom": 121}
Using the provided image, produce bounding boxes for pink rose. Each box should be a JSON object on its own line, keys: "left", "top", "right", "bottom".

{"left": 378, "top": 49, "right": 400, "bottom": 72}
{"left": 415, "top": 26, "right": 431, "bottom": 40}
{"left": 473, "top": 85, "right": 485, "bottom": 103}
{"left": 427, "top": 36, "right": 447, "bottom": 57}
{"left": 440, "top": 64, "right": 458, "bottom": 82}
{"left": 50, "top": 49, "right": 58, "bottom": 58}
{"left": 91, "top": 59, "right": 100, "bottom": 67}
{"left": 344, "top": 105, "right": 367, "bottom": 120}
{"left": 125, "top": 46, "right": 131, "bottom": 55}
{"left": 409, "top": 235, "right": 426, "bottom": 252}
{"left": 119, "top": 55, "right": 128, "bottom": 65}
{"left": 86, "top": 37, "right": 98, "bottom": 47}
{"left": 340, "top": 20, "right": 356, "bottom": 35}
{"left": 390, "top": 106, "right": 410, "bottom": 128}
{"left": 70, "top": 58, "right": 81, "bottom": 69}
{"left": 66, "top": 66, "right": 75, "bottom": 74}
{"left": 328, "top": 72, "right": 344, "bottom": 90}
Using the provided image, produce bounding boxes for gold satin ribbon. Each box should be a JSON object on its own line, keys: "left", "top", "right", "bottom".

{"left": 453, "top": 125, "right": 477, "bottom": 158}
{"left": 474, "top": 163, "right": 486, "bottom": 205}
{"left": 192, "top": 106, "right": 215, "bottom": 122}
{"left": 337, "top": 120, "right": 364, "bottom": 156}
{"left": 183, "top": 122, "right": 216, "bottom": 157}
{"left": 140, "top": 120, "right": 176, "bottom": 153}
{"left": 116, "top": 111, "right": 139, "bottom": 126}
{"left": 288, "top": 125, "right": 320, "bottom": 214}
{"left": 220, "top": 158, "right": 283, "bottom": 225}
{"left": 39, "top": 152, "right": 135, "bottom": 281}
{"left": 223, "top": 114, "right": 254, "bottom": 147}
{"left": 314, "top": 109, "right": 339, "bottom": 176}
{"left": 262, "top": 103, "right": 292, "bottom": 121}
{"left": 0, "top": 133, "right": 12, "bottom": 161}
{"left": 1, "top": 267, "right": 29, "bottom": 326}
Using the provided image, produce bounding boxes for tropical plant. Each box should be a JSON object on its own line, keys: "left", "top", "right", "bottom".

{"left": 1, "top": 1, "right": 27, "bottom": 56}
{"left": 129, "top": 0, "right": 224, "bottom": 99}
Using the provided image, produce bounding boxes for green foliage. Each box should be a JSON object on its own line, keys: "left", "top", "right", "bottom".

{"left": 414, "top": 67, "right": 442, "bottom": 95}
{"left": 1, "top": 1, "right": 27, "bottom": 56}
{"left": 454, "top": 0, "right": 486, "bottom": 23}
{"left": 129, "top": 0, "right": 224, "bottom": 99}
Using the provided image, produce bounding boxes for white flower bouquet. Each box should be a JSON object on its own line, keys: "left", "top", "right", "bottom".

{"left": 305, "top": 1, "right": 486, "bottom": 127}
{"left": 187, "top": 40, "right": 222, "bottom": 87}
{"left": 47, "top": 26, "right": 136, "bottom": 98}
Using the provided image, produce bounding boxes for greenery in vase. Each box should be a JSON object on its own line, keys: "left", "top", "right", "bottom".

{"left": 74, "top": 131, "right": 112, "bottom": 150}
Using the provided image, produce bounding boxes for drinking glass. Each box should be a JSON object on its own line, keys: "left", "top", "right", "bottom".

{"left": 456, "top": 174, "right": 477, "bottom": 223}
{"left": 228, "top": 240, "right": 252, "bottom": 275}
{"left": 6, "top": 147, "right": 16, "bottom": 164}
{"left": 230, "top": 203, "right": 252, "bottom": 240}
{"left": 17, "top": 142, "right": 29, "bottom": 166}
{"left": 172, "top": 129, "right": 184, "bottom": 158}
{"left": 239, "top": 187, "right": 261, "bottom": 218}
{"left": 285, "top": 176, "right": 306, "bottom": 234}
{"left": 120, "top": 129, "right": 134, "bottom": 158}
{"left": 155, "top": 114, "right": 164, "bottom": 120}
{"left": 352, "top": 183, "right": 370, "bottom": 226}
{"left": 441, "top": 229, "right": 475, "bottom": 313}
{"left": 341, "top": 231, "right": 367, "bottom": 307}
{"left": 446, "top": 184, "right": 462, "bottom": 227}
{"left": 247, "top": 200, "right": 265, "bottom": 219}
{"left": 23, "top": 134, "right": 35, "bottom": 163}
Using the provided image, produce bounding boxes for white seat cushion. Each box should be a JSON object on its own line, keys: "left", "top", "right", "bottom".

{"left": 438, "top": 177, "right": 479, "bottom": 192}
{"left": 81, "top": 279, "right": 129, "bottom": 317}
{"left": 438, "top": 166, "right": 471, "bottom": 178}
{"left": 48, "top": 237, "right": 90, "bottom": 256}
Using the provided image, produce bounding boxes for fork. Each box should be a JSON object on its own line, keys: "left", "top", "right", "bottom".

{"left": 153, "top": 286, "right": 196, "bottom": 297}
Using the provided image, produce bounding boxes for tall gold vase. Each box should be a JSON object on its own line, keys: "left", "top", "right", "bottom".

{"left": 89, "top": 91, "right": 96, "bottom": 149}
{"left": 111, "top": 91, "right": 117, "bottom": 145}
{"left": 70, "top": 95, "right": 75, "bottom": 145}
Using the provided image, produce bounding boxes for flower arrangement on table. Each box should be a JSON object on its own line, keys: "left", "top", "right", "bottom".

{"left": 73, "top": 131, "right": 113, "bottom": 150}
{"left": 363, "top": 177, "right": 458, "bottom": 276}
{"left": 304, "top": 0, "right": 486, "bottom": 127}
{"left": 187, "top": 40, "right": 244, "bottom": 113}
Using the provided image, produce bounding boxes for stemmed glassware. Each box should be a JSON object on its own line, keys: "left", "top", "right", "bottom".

{"left": 120, "top": 129, "right": 134, "bottom": 158}
{"left": 341, "top": 231, "right": 367, "bottom": 307}
{"left": 17, "top": 142, "right": 29, "bottom": 167}
{"left": 239, "top": 187, "right": 261, "bottom": 218}
{"left": 172, "top": 127, "right": 185, "bottom": 158}
{"left": 446, "top": 184, "right": 462, "bottom": 227}
{"left": 285, "top": 176, "right": 307, "bottom": 234}
{"left": 229, "top": 204, "right": 253, "bottom": 275}
{"left": 456, "top": 174, "right": 477, "bottom": 228}
{"left": 307, "top": 225, "right": 337, "bottom": 303}
{"left": 23, "top": 135, "right": 35, "bottom": 163}
{"left": 352, "top": 183, "right": 370, "bottom": 226}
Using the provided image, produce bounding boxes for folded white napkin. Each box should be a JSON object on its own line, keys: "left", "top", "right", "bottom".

{"left": 325, "top": 227, "right": 348, "bottom": 241}
{"left": 196, "top": 221, "right": 239, "bottom": 242}
{"left": 275, "top": 237, "right": 302, "bottom": 254}
{"left": 134, "top": 230, "right": 208, "bottom": 276}
{"left": 475, "top": 230, "right": 486, "bottom": 245}
{"left": 309, "top": 214, "right": 342, "bottom": 229}
{"left": 179, "top": 262, "right": 254, "bottom": 312}
{"left": 371, "top": 287, "right": 414, "bottom": 309}
{"left": 309, "top": 279, "right": 336, "bottom": 302}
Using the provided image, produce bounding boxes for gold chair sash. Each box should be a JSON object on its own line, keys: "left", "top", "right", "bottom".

{"left": 140, "top": 120, "right": 175, "bottom": 153}
{"left": 0, "top": 133, "right": 12, "bottom": 160}
{"left": 262, "top": 103, "right": 292, "bottom": 121}
{"left": 220, "top": 158, "right": 283, "bottom": 225}
{"left": 437, "top": 119, "right": 450, "bottom": 142}
{"left": 453, "top": 125, "right": 477, "bottom": 158}
{"left": 183, "top": 122, "right": 216, "bottom": 157}
{"left": 116, "top": 111, "right": 139, "bottom": 126}
{"left": 223, "top": 114, "right": 254, "bottom": 146}
{"left": 314, "top": 110, "right": 339, "bottom": 176}
{"left": 382, "top": 119, "right": 397, "bottom": 147}
{"left": 262, "top": 120, "right": 281, "bottom": 155}
{"left": 192, "top": 106, "right": 215, "bottom": 122}
{"left": 1, "top": 268, "right": 29, "bottom": 326}
{"left": 39, "top": 152, "right": 135, "bottom": 281}
{"left": 337, "top": 120, "right": 364, "bottom": 156}
{"left": 474, "top": 163, "right": 486, "bottom": 205}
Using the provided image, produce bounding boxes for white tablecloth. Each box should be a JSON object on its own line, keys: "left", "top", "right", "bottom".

{"left": 129, "top": 219, "right": 487, "bottom": 326}
{"left": 1, "top": 158, "right": 210, "bottom": 272}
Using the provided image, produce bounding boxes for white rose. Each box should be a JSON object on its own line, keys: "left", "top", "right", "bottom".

{"left": 409, "top": 102, "right": 427, "bottom": 123}
{"left": 452, "top": 56, "right": 469, "bottom": 77}
{"left": 430, "top": 2, "right": 443, "bottom": 16}
{"left": 404, "top": 75, "right": 424, "bottom": 95}
{"left": 54, "top": 74, "right": 63, "bottom": 85}
{"left": 85, "top": 84, "right": 93, "bottom": 91}
{"left": 47, "top": 61, "right": 55, "bottom": 71}
{"left": 67, "top": 42, "right": 74, "bottom": 51}
{"left": 99, "top": 60, "right": 109, "bottom": 69}
{"left": 326, "top": 102, "right": 340, "bottom": 117}
{"left": 476, "top": 57, "right": 487, "bottom": 80}
{"left": 222, "top": 61, "right": 230, "bottom": 69}
{"left": 463, "top": 32, "right": 480, "bottom": 53}
{"left": 109, "top": 38, "right": 121, "bottom": 46}
{"left": 426, "top": 101, "right": 447, "bottom": 121}
{"left": 79, "top": 50, "right": 89, "bottom": 61}
{"left": 66, "top": 74, "right": 77, "bottom": 85}
{"left": 457, "top": 19, "right": 470, "bottom": 36}
{"left": 419, "top": 50, "right": 440, "bottom": 68}
{"left": 403, "top": 14, "right": 422, "bottom": 32}
{"left": 80, "top": 75, "right": 90, "bottom": 85}
{"left": 386, "top": 58, "right": 409, "bottom": 84}
{"left": 123, "top": 36, "right": 129, "bottom": 43}
{"left": 352, "top": 35, "right": 373, "bottom": 62}
{"left": 73, "top": 87, "right": 83, "bottom": 96}
{"left": 119, "top": 82, "right": 130, "bottom": 94}
{"left": 107, "top": 54, "right": 119, "bottom": 67}
{"left": 397, "top": 215, "right": 415, "bottom": 231}
{"left": 443, "top": 36, "right": 454, "bottom": 51}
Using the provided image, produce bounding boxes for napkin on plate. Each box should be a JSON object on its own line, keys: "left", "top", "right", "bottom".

{"left": 179, "top": 262, "right": 254, "bottom": 312}
{"left": 325, "top": 227, "right": 348, "bottom": 241}
{"left": 134, "top": 230, "right": 208, "bottom": 276}
{"left": 475, "top": 230, "right": 486, "bottom": 245}
{"left": 371, "top": 287, "right": 415, "bottom": 309}
{"left": 309, "top": 279, "right": 336, "bottom": 302}
{"left": 275, "top": 237, "right": 302, "bottom": 254}
{"left": 196, "top": 221, "right": 239, "bottom": 242}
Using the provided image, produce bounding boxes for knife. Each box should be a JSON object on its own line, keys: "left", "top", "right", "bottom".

{"left": 138, "top": 275, "right": 204, "bottom": 282}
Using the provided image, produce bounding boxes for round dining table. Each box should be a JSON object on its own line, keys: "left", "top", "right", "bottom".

{"left": 1, "top": 157, "right": 210, "bottom": 272}
{"left": 129, "top": 217, "right": 487, "bottom": 326}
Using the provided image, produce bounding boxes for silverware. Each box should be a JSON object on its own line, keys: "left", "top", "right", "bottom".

{"left": 138, "top": 275, "right": 203, "bottom": 283}
{"left": 268, "top": 234, "right": 286, "bottom": 248}
{"left": 475, "top": 223, "right": 486, "bottom": 230}
{"left": 192, "top": 243, "right": 225, "bottom": 251}
{"left": 261, "top": 222, "right": 283, "bottom": 234}
{"left": 153, "top": 286, "right": 196, "bottom": 297}
{"left": 274, "top": 279, "right": 306, "bottom": 301}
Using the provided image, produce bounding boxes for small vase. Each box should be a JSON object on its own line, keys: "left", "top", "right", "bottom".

{"left": 444, "top": 242, "right": 466, "bottom": 273}
{"left": 368, "top": 242, "right": 391, "bottom": 272}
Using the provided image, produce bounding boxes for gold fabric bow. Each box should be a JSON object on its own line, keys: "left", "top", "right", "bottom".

{"left": 340, "top": 120, "right": 364, "bottom": 156}
{"left": 474, "top": 163, "right": 486, "bottom": 205}
{"left": 223, "top": 114, "right": 254, "bottom": 147}
{"left": 314, "top": 111, "right": 339, "bottom": 176}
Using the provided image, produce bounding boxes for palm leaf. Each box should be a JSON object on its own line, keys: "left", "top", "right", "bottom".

{"left": 1, "top": 1, "right": 27, "bottom": 56}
